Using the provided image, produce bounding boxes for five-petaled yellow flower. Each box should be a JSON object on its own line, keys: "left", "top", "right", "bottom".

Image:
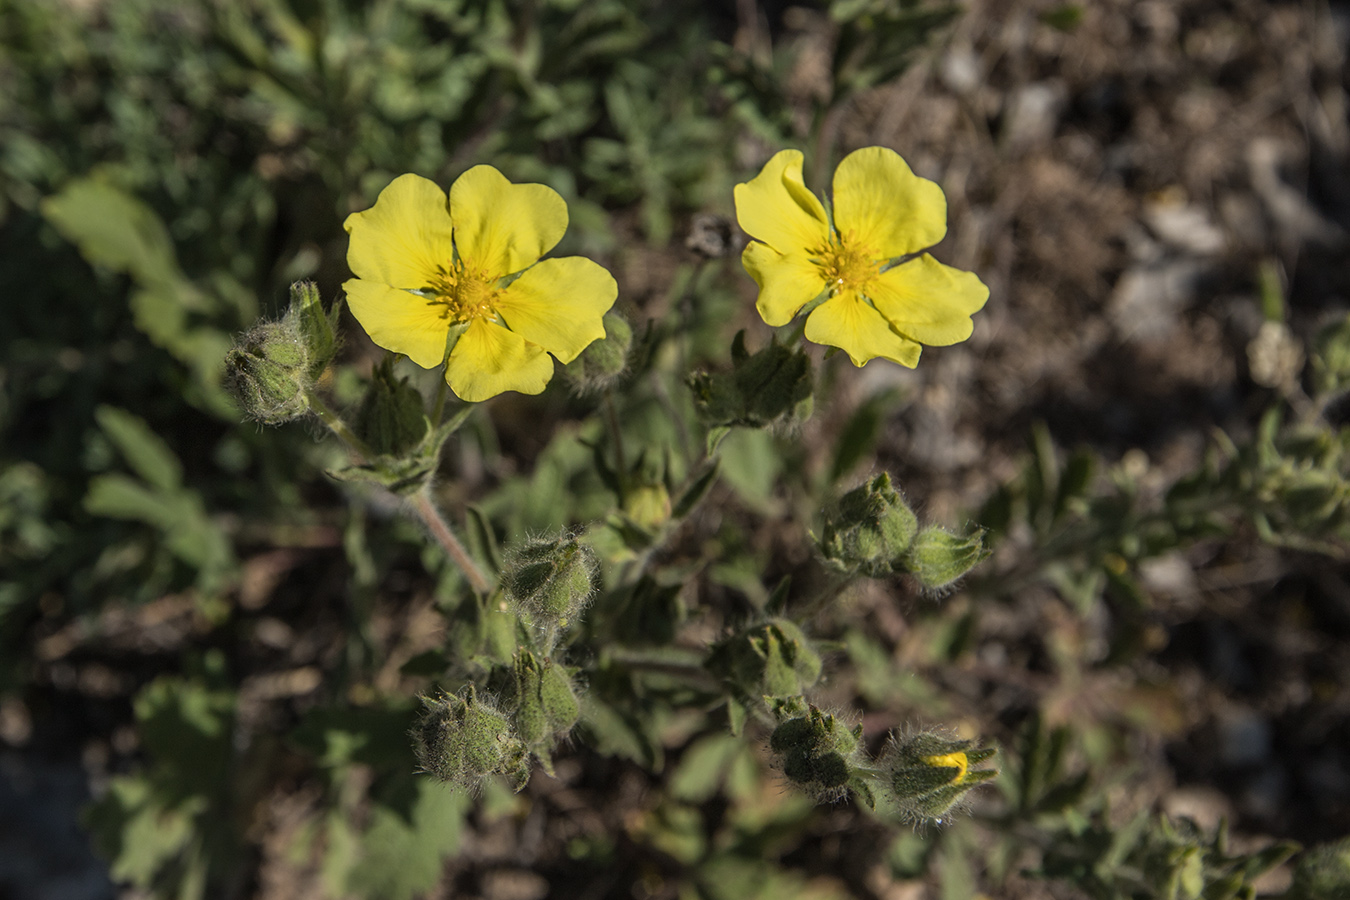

{"left": 343, "top": 168, "right": 617, "bottom": 402}
{"left": 734, "top": 147, "right": 988, "bottom": 367}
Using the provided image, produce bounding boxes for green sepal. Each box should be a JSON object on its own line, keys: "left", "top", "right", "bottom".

{"left": 903, "top": 525, "right": 990, "bottom": 588}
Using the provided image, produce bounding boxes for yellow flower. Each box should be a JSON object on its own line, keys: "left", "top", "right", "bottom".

{"left": 343, "top": 168, "right": 618, "bottom": 402}
{"left": 734, "top": 147, "right": 988, "bottom": 367}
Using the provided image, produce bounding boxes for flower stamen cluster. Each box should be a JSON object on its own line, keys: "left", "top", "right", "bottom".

{"left": 426, "top": 262, "right": 502, "bottom": 324}
{"left": 813, "top": 230, "right": 881, "bottom": 294}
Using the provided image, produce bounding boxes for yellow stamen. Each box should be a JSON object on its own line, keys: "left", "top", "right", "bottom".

{"left": 428, "top": 262, "right": 500, "bottom": 323}
{"left": 814, "top": 230, "right": 882, "bottom": 295}
{"left": 922, "top": 751, "right": 969, "bottom": 783}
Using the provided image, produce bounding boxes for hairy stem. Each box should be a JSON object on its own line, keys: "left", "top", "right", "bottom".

{"left": 306, "top": 390, "right": 377, "bottom": 462}
{"left": 411, "top": 491, "right": 494, "bottom": 596}
{"left": 307, "top": 389, "right": 493, "bottom": 595}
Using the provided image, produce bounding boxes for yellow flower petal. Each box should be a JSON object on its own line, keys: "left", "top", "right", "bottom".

{"left": 445, "top": 318, "right": 553, "bottom": 402}
{"left": 741, "top": 241, "right": 828, "bottom": 327}
{"left": 804, "top": 291, "right": 922, "bottom": 368}
{"left": 868, "top": 254, "right": 989, "bottom": 346}
{"left": 343, "top": 278, "right": 450, "bottom": 369}
{"left": 733, "top": 149, "right": 830, "bottom": 256}
{"left": 494, "top": 257, "right": 617, "bottom": 364}
{"left": 833, "top": 147, "right": 947, "bottom": 259}
{"left": 344, "top": 174, "right": 455, "bottom": 290}
{"left": 449, "top": 165, "right": 568, "bottom": 276}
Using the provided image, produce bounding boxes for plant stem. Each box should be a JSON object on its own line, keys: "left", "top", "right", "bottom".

{"left": 430, "top": 374, "right": 449, "bottom": 425}
{"left": 307, "top": 389, "right": 493, "bottom": 595}
{"left": 307, "top": 390, "right": 377, "bottom": 462}
{"left": 411, "top": 491, "right": 494, "bottom": 596}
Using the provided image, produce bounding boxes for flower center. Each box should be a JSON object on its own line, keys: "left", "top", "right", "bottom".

{"left": 814, "top": 231, "right": 881, "bottom": 294}
{"left": 427, "top": 261, "right": 499, "bottom": 323}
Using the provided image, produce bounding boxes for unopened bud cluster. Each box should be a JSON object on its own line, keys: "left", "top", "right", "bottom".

{"left": 709, "top": 619, "right": 821, "bottom": 700}
{"left": 819, "top": 473, "right": 988, "bottom": 587}
{"left": 490, "top": 649, "right": 581, "bottom": 771}
{"left": 501, "top": 534, "right": 598, "bottom": 627}
{"left": 1289, "top": 836, "right": 1350, "bottom": 900}
{"left": 769, "top": 702, "right": 866, "bottom": 802}
{"left": 412, "top": 687, "right": 530, "bottom": 792}
{"left": 884, "top": 730, "right": 997, "bottom": 822}
{"left": 224, "top": 282, "right": 340, "bottom": 424}
{"left": 689, "top": 332, "right": 813, "bottom": 429}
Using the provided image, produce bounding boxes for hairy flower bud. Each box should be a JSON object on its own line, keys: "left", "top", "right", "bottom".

{"left": 903, "top": 525, "right": 989, "bottom": 589}
{"left": 286, "top": 280, "right": 342, "bottom": 379}
{"left": 492, "top": 650, "right": 581, "bottom": 772}
{"left": 769, "top": 704, "right": 864, "bottom": 802}
{"left": 818, "top": 473, "right": 918, "bottom": 577}
{"left": 565, "top": 312, "right": 632, "bottom": 394}
{"left": 356, "top": 357, "right": 429, "bottom": 458}
{"left": 224, "top": 320, "right": 312, "bottom": 424}
{"left": 1289, "top": 837, "right": 1350, "bottom": 900}
{"left": 884, "top": 730, "right": 997, "bottom": 823}
{"left": 412, "top": 687, "right": 530, "bottom": 791}
{"left": 709, "top": 619, "right": 822, "bottom": 700}
{"left": 502, "top": 534, "right": 598, "bottom": 626}
{"left": 624, "top": 480, "right": 671, "bottom": 532}
{"left": 689, "top": 332, "right": 813, "bottom": 429}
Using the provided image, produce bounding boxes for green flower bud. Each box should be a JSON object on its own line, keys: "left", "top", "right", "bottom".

{"left": 356, "top": 357, "right": 429, "bottom": 458}
{"left": 688, "top": 332, "right": 813, "bottom": 429}
{"left": 903, "top": 526, "right": 990, "bottom": 589}
{"left": 412, "top": 686, "right": 530, "bottom": 792}
{"left": 1289, "top": 837, "right": 1350, "bottom": 900}
{"left": 223, "top": 320, "right": 312, "bottom": 424}
{"left": 884, "top": 730, "right": 997, "bottom": 823}
{"left": 624, "top": 481, "right": 671, "bottom": 531}
{"left": 818, "top": 474, "right": 919, "bottom": 577}
{"left": 489, "top": 650, "right": 581, "bottom": 774}
{"left": 285, "top": 280, "right": 342, "bottom": 380}
{"left": 502, "top": 534, "right": 598, "bottom": 626}
{"left": 564, "top": 312, "right": 632, "bottom": 394}
{"left": 768, "top": 705, "right": 864, "bottom": 801}
{"left": 709, "top": 619, "right": 821, "bottom": 700}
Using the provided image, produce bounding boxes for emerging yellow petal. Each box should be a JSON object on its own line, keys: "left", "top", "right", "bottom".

{"left": 494, "top": 257, "right": 618, "bottom": 364}
{"left": 742, "top": 241, "right": 828, "bottom": 327}
{"left": 868, "top": 254, "right": 989, "bottom": 347}
{"left": 445, "top": 318, "right": 554, "bottom": 402}
{"left": 449, "top": 165, "right": 568, "bottom": 276}
{"left": 804, "top": 292, "right": 922, "bottom": 368}
{"left": 733, "top": 149, "right": 830, "bottom": 256}
{"left": 343, "top": 278, "right": 451, "bottom": 369}
{"left": 344, "top": 174, "right": 455, "bottom": 290}
{"left": 833, "top": 147, "right": 947, "bottom": 260}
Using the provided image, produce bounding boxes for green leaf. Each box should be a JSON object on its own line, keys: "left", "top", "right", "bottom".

{"left": 85, "top": 474, "right": 176, "bottom": 529}
{"left": 672, "top": 458, "right": 721, "bottom": 519}
{"left": 96, "top": 406, "right": 184, "bottom": 491}
{"left": 830, "top": 389, "right": 899, "bottom": 483}
{"left": 718, "top": 428, "right": 782, "bottom": 511}
{"left": 41, "top": 177, "right": 182, "bottom": 287}
{"left": 670, "top": 733, "right": 740, "bottom": 802}
{"left": 84, "top": 777, "right": 200, "bottom": 888}
{"left": 344, "top": 779, "right": 469, "bottom": 900}
{"left": 465, "top": 503, "right": 502, "bottom": 576}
